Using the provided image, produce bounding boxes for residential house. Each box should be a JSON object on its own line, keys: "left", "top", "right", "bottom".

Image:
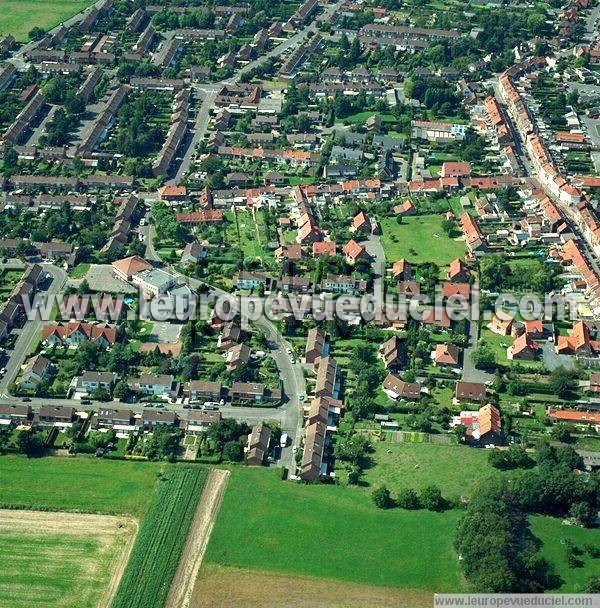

{"left": 128, "top": 374, "right": 176, "bottom": 397}
{"left": 183, "top": 410, "right": 222, "bottom": 434}
{"left": 71, "top": 371, "right": 117, "bottom": 394}
{"left": 382, "top": 373, "right": 421, "bottom": 400}
{"left": 455, "top": 381, "right": 486, "bottom": 403}
{"left": 181, "top": 241, "right": 206, "bottom": 265}
{"left": 246, "top": 422, "right": 271, "bottom": 466}
{"left": 226, "top": 343, "right": 251, "bottom": 371}
{"left": 300, "top": 420, "right": 327, "bottom": 481}
{"left": 315, "top": 356, "right": 339, "bottom": 399}
{"left": 141, "top": 409, "right": 178, "bottom": 430}
{"left": 380, "top": 335, "right": 404, "bottom": 370}
{"left": 342, "top": 239, "right": 368, "bottom": 263}
{"left": 305, "top": 327, "right": 326, "bottom": 365}
{"left": 0, "top": 404, "right": 31, "bottom": 426}
{"left": 19, "top": 354, "right": 51, "bottom": 389}
{"left": 230, "top": 382, "right": 269, "bottom": 403}
{"left": 434, "top": 343, "right": 459, "bottom": 367}
{"left": 91, "top": 409, "right": 136, "bottom": 432}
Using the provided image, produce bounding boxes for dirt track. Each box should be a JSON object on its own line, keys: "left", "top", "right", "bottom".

{"left": 165, "top": 469, "right": 230, "bottom": 608}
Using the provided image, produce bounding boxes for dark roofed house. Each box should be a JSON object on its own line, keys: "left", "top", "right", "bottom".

{"left": 455, "top": 381, "right": 486, "bottom": 403}
{"left": 141, "top": 409, "right": 178, "bottom": 429}
{"left": 305, "top": 327, "right": 326, "bottom": 365}
{"left": 0, "top": 403, "right": 31, "bottom": 426}
{"left": 36, "top": 406, "right": 75, "bottom": 426}
{"left": 300, "top": 421, "right": 327, "bottom": 481}
{"left": 381, "top": 373, "right": 421, "bottom": 400}
{"left": 246, "top": 422, "right": 272, "bottom": 466}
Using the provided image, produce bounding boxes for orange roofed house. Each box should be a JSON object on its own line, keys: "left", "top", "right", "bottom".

{"left": 157, "top": 185, "right": 187, "bottom": 202}
{"left": 452, "top": 403, "right": 502, "bottom": 446}
{"left": 556, "top": 320, "right": 594, "bottom": 356}
{"left": 342, "top": 239, "right": 368, "bottom": 263}
{"left": 112, "top": 255, "right": 152, "bottom": 282}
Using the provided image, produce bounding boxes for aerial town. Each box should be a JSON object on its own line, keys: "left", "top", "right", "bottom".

{"left": 1, "top": 0, "right": 600, "bottom": 606}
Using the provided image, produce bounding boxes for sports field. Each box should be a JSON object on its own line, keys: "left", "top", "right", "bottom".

{"left": 0, "top": 0, "right": 93, "bottom": 42}
{"left": 379, "top": 214, "right": 466, "bottom": 266}
{"left": 0, "top": 509, "right": 136, "bottom": 608}
{"left": 204, "top": 467, "right": 465, "bottom": 592}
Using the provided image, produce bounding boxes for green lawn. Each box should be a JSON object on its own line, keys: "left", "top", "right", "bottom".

{"left": 69, "top": 263, "right": 90, "bottom": 279}
{"left": 0, "top": 455, "right": 162, "bottom": 517}
{"left": 530, "top": 515, "right": 600, "bottom": 592}
{"left": 226, "top": 209, "right": 274, "bottom": 264}
{"left": 0, "top": 0, "right": 93, "bottom": 41}
{"left": 480, "top": 327, "right": 545, "bottom": 371}
{"left": 379, "top": 214, "right": 466, "bottom": 266}
{"left": 205, "top": 467, "right": 465, "bottom": 591}
{"left": 362, "top": 442, "right": 500, "bottom": 503}
{"left": 340, "top": 111, "right": 397, "bottom": 124}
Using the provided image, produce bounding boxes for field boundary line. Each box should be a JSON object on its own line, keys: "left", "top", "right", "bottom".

{"left": 100, "top": 518, "right": 139, "bottom": 608}
{"left": 165, "top": 469, "right": 230, "bottom": 608}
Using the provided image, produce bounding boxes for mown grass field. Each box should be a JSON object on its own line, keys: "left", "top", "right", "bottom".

{"left": 205, "top": 468, "right": 465, "bottom": 591}
{"left": 361, "top": 442, "right": 500, "bottom": 503}
{"left": 530, "top": 515, "right": 600, "bottom": 592}
{"left": 0, "top": 455, "right": 162, "bottom": 517}
{"left": 112, "top": 466, "right": 208, "bottom": 608}
{"left": 379, "top": 214, "right": 466, "bottom": 266}
{"left": 0, "top": 0, "right": 93, "bottom": 41}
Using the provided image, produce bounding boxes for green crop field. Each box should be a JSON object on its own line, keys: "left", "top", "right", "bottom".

{"left": 0, "top": 455, "right": 162, "bottom": 517}
{"left": 205, "top": 468, "right": 465, "bottom": 591}
{"left": 112, "top": 466, "right": 208, "bottom": 608}
{"left": 530, "top": 515, "right": 600, "bottom": 592}
{"left": 379, "top": 214, "right": 466, "bottom": 266}
{"left": 0, "top": 1, "right": 93, "bottom": 42}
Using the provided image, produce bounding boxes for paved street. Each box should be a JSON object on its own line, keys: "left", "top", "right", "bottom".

{"left": 0, "top": 265, "right": 67, "bottom": 396}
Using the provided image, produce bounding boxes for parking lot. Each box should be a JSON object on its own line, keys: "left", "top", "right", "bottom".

{"left": 85, "top": 265, "right": 136, "bottom": 294}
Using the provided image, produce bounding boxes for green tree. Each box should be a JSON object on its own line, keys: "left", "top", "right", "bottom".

{"left": 222, "top": 440, "right": 244, "bottom": 462}
{"left": 549, "top": 367, "right": 577, "bottom": 400}
{"left": 372, "top": 485, "right": 393, "bottom": 509}
{"left": 419, "top": 485, "right": 446, "bottom": 511}
{"left": 396, "top": 488, "right": 421, "bottom": 510}
{"left": 471, "top": 341, "right": 496, "bottom": 370}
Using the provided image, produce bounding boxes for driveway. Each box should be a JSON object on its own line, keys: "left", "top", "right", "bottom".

{"left": 542, "top": 341, "right": 574, "bottom": 371}
{"left": 461, "top": 318, "right": 494, "bottom": 383}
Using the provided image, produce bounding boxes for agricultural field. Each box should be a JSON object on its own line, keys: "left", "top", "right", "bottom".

{"left": 0, "top": 0, "right": 93, "bottom": 41}
{"left": 379, "top": 215, "right": 466, "bottom": 266}
{"left": 0, "top": 509, "right": 136, "bottom": 608}
{"left": 205, "top": 467, "right": 464, "bottom": 592}
{"left": 112, "top": 466, "right": 208, "bottom": 608}
{"left": 0, "top": 455, "right": 161, "bottom": 517}
{"left": 193, "top": 564, "right": 431, "bottom": 608}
